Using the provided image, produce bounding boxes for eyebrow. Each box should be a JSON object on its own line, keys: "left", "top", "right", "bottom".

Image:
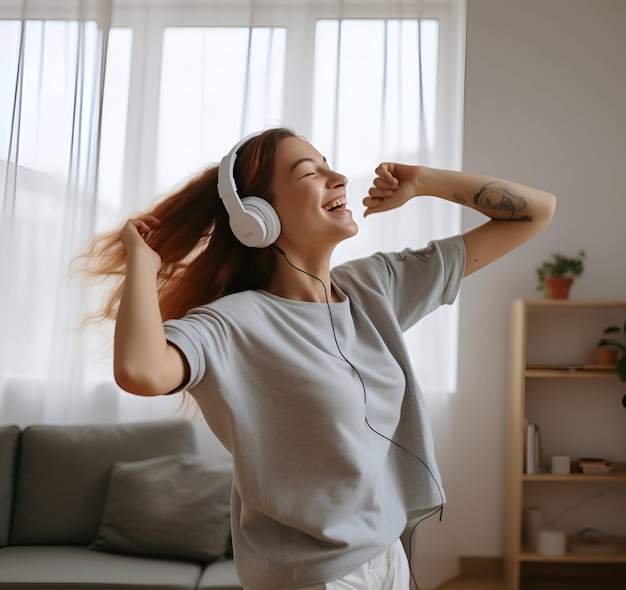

{"left": 289, "top": 156, "right": 327, "bottom": 173}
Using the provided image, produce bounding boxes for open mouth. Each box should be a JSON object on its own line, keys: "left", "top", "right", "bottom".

{"left": 322, "top": 197, "right": 347, "bottom": 212}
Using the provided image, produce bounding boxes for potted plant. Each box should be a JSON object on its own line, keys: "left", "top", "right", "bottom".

{"left": 597, "top": 322, "right": 626, "bottom": 379}
{"left": 596, "top": 322, "right": 626, "bottom": 408}
{"left": 536, "top": 251, "right": 586, "bottom": 299}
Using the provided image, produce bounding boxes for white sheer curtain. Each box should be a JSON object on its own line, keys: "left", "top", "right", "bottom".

{"left": 0, "top": 0, "right": 466, "bottom": 423}
{"left": 311, "top": 15, "right": 463, "bottom": 395}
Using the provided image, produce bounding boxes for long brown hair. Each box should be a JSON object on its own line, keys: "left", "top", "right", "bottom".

{"left": 79, "top": 126, "right": 296, "bottom": 322}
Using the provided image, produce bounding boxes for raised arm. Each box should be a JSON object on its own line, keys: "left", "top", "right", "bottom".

{"left": 114, "top": 216, "right": 189, "bottom": 396}
{"left": 364, "top": 164, "right": 556, "bottom": 276}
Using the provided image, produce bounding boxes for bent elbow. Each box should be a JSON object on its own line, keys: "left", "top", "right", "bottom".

{"left": 547, "top": 191, "right": 557, "bottom": 218}
{"left": 114, "top": 365, "right": 164, "bottom": 397}
{"left": 535, "top": 191, "right": 556, "bottom": 231}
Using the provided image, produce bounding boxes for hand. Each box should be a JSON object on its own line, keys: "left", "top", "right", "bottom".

{"left": 121, "top": 215, "right": 162, "bottom": 271}
{"left": 362, "top": 163, "right": 421, "bottom": 217}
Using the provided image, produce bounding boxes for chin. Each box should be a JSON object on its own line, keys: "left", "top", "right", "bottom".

{"left": 338, "top": 221, "right": 359, "bottom": 242}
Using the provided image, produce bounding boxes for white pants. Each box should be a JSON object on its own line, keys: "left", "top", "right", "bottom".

{"left": 300, "top": 539, "right": 410, "bottom": 590}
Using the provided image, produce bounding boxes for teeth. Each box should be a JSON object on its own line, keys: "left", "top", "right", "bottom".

{"left": 323, "top": 197, "right": 347, "bottom": 211}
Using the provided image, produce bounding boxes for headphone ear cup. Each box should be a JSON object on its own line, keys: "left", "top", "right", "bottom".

{"left": 240, "top": 196, "right": 281, "bottom": 248}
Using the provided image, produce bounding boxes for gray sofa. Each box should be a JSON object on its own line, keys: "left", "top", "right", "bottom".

{"left": 0, "top": 420, "right": 243, "bottom": 590}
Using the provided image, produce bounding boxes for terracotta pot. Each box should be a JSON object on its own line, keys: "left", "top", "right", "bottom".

{"left": 595, "top": 347, "right": 617, "bottom": 366}
{"left": 544, "top": 276, "right": 573, "bottom": 299}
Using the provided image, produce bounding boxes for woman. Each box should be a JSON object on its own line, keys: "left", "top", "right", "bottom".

{"left": 86, "top": 127, "right": 555, "bottom": 590}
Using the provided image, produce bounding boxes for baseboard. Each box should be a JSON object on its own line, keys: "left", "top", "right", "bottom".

{"left": 458, "top": 556, "right": 503, "bottom": 577}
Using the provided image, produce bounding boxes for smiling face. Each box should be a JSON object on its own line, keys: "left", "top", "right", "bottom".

{"left": 270, "top": 136, "right": 358, "bottom": 256}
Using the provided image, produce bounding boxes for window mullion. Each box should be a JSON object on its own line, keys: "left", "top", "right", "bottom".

{"left": 281, "top": 7, "right": 316, "bottom": 138}
{"left": 121, "top": 7, "right": 164, "bottom": 210}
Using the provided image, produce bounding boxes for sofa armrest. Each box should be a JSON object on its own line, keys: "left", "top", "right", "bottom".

{"left": 0, "top": 426, "right": 20, "bottom": 547}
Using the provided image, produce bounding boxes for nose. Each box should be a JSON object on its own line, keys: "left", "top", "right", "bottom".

{"left": 328, "top": 169, "right": 348, "bottom": 188}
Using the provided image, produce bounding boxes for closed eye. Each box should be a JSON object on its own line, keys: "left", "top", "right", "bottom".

{"left": 292, "top": 155, "right": 329, "bottom": 179}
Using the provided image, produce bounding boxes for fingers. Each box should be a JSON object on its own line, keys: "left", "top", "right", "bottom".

{"left": 362, "top": 196, "right": 383, "bottom": 217}
{"left": 126, "top": 215, "right": 161, "bottom": 239}
{"left": 362, "top": 195, "right": 395, "bottom": 217}
{"left": 131, "top": 215, "right": 160, "bottom": 231}
{"left": 362, "top": 164, "right": 399, "bottom": 216}
{"left": 121, "top": 216, "right": 162, "bottom": 257}
{"left": 375, "top": 163, "right": 398, "bottom": 184}
{"left": 363, "top": 191, "right": 398, "bottom": 216}
{"left": 370, "top": 164, "right": 399, "bottom": 195}
{"left": 372, "top": 164, "right": 398, "bottom": 190}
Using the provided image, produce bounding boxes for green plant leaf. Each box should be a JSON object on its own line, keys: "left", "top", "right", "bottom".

{"left": 603, "top": 326, "right": 621, "bottom": 335}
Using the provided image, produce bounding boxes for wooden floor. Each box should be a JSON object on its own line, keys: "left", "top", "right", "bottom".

{"left": 430, "top": 557, "right": 626, "bottom": 589}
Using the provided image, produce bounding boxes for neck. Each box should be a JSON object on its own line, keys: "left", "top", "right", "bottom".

{"left": 267, "top": 246, "right": 338, "bottom": 303}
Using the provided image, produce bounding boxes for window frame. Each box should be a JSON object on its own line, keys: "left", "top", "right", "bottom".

{"left": 1, "top": 0, "right": 465, "bottom": 202}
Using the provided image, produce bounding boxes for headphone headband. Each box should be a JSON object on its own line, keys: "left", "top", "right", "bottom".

{"left": 217, "top": 131, "right": 281, "bottom": 248}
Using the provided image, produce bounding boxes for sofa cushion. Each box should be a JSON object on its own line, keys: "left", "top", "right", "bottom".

{"left": 91, "top": 454, "right": 232, "bottom": 562}
{"left": 0, "top": 545, "right": 203, "bottom": 589}
{"left": 10, "top": 420, "right": 196, "bottom": 545}
{"left": 0, "top": 426, "right": 20, "bottom": 547}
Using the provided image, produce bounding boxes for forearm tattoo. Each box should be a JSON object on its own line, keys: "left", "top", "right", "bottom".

{"left": 472, "top": 182, "right": 532, "bottom": 221}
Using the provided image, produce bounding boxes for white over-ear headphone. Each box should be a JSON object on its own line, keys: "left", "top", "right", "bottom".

{"left": 217, "top": 131, "right": 281, "bottom": 248}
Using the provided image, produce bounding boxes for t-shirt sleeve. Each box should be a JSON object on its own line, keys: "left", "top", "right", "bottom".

{"left": 333, "top": 234, "right": 466, "bottom": 331}
{"left": 163, "top": 307, "right": 232, "bottom": 392}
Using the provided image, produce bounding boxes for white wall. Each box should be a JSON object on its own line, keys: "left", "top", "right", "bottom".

{"left": 447, "top": 0, "right": 626, "bottom": 559}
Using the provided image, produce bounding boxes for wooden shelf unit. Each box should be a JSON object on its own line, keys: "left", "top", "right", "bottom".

{"left": 503, "top": 299, "right": 626, "bottom": 590}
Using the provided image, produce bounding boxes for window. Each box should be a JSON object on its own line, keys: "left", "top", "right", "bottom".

{"left": 0, "top": 0, "right": 466, "bottom": 427}
{"left": 157, "top": 26, "right": 286, "bottom": 191}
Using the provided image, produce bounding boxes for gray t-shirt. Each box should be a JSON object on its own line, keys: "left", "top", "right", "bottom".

{"left": 163, "top": 235, "right": 465, "bottom": 589}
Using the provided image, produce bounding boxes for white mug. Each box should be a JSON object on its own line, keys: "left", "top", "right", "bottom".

{"left": 537, "top": 529, "right": 566, "bottom": 556}
{"left": 551, "top": 455, "right": 571, "bottom": 475}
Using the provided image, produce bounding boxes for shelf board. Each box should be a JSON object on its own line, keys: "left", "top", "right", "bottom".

{"left": 522, "top": 472, "right": 626, "bottom": 483}
{"left": 525, "top": 366, "right": 618, "bottom": 379}
{"left": 517, "top": 299, "right": 626, "bottom": 309}
{"left": 520, "top": 541, "right": 626, "bottom": 564}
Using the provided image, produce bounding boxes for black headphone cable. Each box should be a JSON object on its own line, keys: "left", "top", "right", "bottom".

{"left": 272, "top": 243, "right": 445, "bottom": 589}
